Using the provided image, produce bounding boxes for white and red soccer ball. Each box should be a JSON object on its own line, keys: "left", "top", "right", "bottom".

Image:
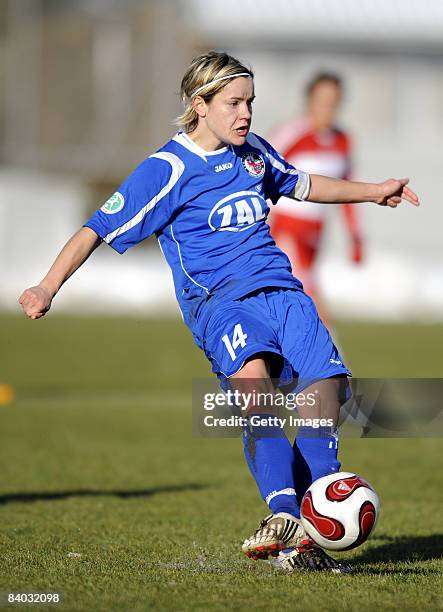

{"left": 300, "top": 472, "right": 380, "bottom": 551}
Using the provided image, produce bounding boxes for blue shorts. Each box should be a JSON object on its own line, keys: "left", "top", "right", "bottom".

{"left": 195, "top": 288, "right": 350, "bottom": 391}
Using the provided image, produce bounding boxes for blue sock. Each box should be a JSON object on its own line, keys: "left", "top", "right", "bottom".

{"left": 293, "top": 426, "right": 341, "bottom": 507}
{"left": 243, "top": 414, "right": 300, "bottom": 517}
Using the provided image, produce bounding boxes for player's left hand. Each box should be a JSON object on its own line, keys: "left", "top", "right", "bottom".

{"left": 375, "top": 178, "right": 419, "bottom": 208}
{"left": 19, "top": 285, "right": 53, "bottom": 320}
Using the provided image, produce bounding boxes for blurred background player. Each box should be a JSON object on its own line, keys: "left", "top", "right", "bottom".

{"left": 268, "top": 73, "right": 363, "bottom": 323}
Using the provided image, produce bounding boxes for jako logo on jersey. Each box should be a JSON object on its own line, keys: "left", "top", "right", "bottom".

{"left": 208, "top": 191, "right": 268, "bottom": 232}
{"left": 101, "top": 192, "right": 124, "bottom": 214}
{"left": 241, "top": 152, "right": 265, "bottom": 177}
{"left": 214, "top": 162, "right": 233, "bottom": 173}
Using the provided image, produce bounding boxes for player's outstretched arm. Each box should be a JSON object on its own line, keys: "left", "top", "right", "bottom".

{"left": 19, "top": 227, "right": 101, "bottom": 320}
{"left": 307, "top": 175, "right": 420, "bottom": 208}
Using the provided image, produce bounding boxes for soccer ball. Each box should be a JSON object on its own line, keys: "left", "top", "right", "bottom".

{"left": 300, "top": 472, "right": 380, "bottom": 551}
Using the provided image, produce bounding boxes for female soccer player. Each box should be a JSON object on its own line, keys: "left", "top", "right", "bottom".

{"left": 19, "top": 52, "right": 419, "bottom": 573}
{"left": 268, "top": 72, "right": 362, "bottom": 323}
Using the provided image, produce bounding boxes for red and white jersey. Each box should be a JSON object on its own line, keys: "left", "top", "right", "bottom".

{"left": 268, "top": 118, "right": 352, "bottom": 220}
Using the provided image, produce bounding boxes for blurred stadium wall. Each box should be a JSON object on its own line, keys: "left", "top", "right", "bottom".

{"left": 1, "top": 0, "right": 442, "bottom": 320}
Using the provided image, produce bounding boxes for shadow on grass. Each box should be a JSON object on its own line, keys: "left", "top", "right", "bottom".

{"left": 0, "top": 483, "right": 207, "bottom": 505}
{"left": 351, "top": 533, "right": 443, "bottom": 574}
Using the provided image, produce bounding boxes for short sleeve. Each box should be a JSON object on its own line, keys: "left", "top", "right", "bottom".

{"left": 85, "top": 152, "right": 184, "bottom": 253}
{"left": 247, "top": 133, "right": 310, "bottom": 204}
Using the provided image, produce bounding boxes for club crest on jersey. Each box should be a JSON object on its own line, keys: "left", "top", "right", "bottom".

{"left": 101, "top": 192, "right": 124, "bottom": 214}
{"left": 241, "top": 152, "right": 265, "bottom": 178}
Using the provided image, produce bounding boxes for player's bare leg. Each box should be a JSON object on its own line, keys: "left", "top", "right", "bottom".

{"left": 296, "top": 377, "right": 345, "bottom": 425}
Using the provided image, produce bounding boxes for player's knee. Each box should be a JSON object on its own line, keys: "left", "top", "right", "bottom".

{"left": 232, "top": 353, "right": 271, "bottom": 379}
{"left": 230, "top": 353, "right": 275, "bottom": 415}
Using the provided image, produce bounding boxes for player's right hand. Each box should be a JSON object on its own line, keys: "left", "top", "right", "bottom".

{"left": 19, "top": 285, "right": 53, "bottom": 320}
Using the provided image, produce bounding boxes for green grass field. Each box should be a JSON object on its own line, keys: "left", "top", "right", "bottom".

{"left": 1, "top": 314, "right": 442, "bottom": 611}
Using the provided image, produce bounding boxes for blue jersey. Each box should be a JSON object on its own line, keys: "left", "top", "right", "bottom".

{"left": 85, "top": 132, "right": 310, "bottom": 331}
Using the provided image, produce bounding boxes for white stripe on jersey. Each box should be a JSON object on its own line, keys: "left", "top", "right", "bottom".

{"left": 246, "top": 133, "right": 310, "bottom": 201}
{"left": 173, "top": 132, "right": 230, "bottom": 161}
{"left": 170, "top": 225, "right": 210, "bottom": 293}
{"left": 103, "top": 152, "right": 185, "bottom": 244}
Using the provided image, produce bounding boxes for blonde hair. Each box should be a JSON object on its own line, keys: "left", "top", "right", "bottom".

{"left": 175, "top": 51, "right": 254, "bottom": 133}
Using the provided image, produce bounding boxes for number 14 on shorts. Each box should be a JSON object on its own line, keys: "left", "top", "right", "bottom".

{"left": 222, "top": 324, "right": 248, "bottom": 361}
